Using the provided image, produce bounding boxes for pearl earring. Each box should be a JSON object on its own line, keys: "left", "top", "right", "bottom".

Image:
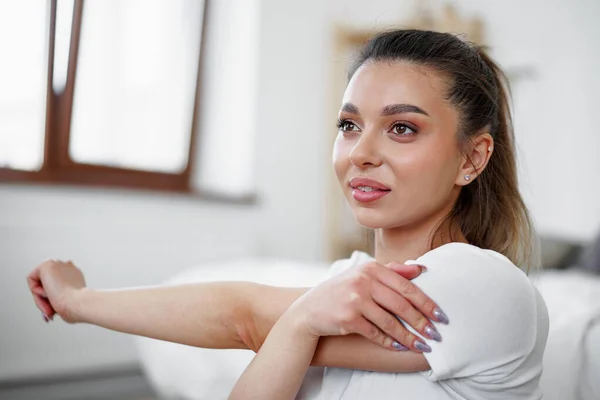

{"left": 464, "top": 175, "right": 471, "bottom": 181}
{"left": 488, "top": 146, "right": 493, "bottom": 152}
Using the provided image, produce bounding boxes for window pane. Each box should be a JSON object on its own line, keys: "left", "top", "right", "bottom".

{"left": 70, "top": 0, "right": 204, "bottom": 173}
{"left": 0, "top": 1, "right": 48, "bottom": 171}
{"left": 52, "top": 0, "right": 75, "bottom": 93}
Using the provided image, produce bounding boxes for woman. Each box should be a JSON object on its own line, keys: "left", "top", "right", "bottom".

{"left": 27, "top": 30, "right": 549, "bottom": 399}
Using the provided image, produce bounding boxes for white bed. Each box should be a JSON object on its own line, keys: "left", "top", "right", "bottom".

{"left": 532, "top": 268, "right": 600, "bottom": 400}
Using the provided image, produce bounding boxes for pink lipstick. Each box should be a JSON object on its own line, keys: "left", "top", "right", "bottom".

{"left": 349, "top": 177, "right": 391, "bottom": 203}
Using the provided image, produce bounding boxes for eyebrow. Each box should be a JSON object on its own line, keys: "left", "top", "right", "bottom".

{"left": 340, "top": 102, "right": 430, "bottom": 117}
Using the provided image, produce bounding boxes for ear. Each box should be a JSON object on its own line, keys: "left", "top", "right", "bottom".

{"left": 455, "top": 130, "right": 494, "bottom": 186}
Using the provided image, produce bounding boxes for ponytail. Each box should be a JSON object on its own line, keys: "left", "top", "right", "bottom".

{"left": 454, "top": 46, "right": 538, "bottom": 273}
{"left": 351, "top": 30, "right": 538, "bottom": 273}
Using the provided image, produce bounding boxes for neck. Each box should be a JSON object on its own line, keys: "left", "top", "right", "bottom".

{"left": 373, "top": 210, "right": 467, "bottom": 266}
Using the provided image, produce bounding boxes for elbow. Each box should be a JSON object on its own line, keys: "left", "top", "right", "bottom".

{"left": 226, "top": 287, "right": 262, "bottom": 352}
{"left": 232, "top": 317, "right": 259, "bottom": 351}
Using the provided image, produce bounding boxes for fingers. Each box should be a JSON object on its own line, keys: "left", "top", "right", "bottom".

{"left": 28, "top": 271, "right": 47, "bottom": 298}
{"left": 26, "top": 267, "right": 41, "bottom": 292}
{"left": 31, "top": 292, "right": 55, "bottom": 320}
{"left": 32, "top": 286, "right": 47, "bottom": 298}
{"left": 374, "top": 265, "right": 449, "bottom": 325}
{"left": 386, "top": 262, "right": 424, "bottom": 280}
{"left": 351, "top": 316, "right": 408, "bottom": 351}
{"left": 26, "top": 263, "right": 56, "bottom": 321}
{"left": 360, "top": 300, "right": 431, "bottom": 352}
{"left": 371, "top": 281, "right": 441, "bottom": 344}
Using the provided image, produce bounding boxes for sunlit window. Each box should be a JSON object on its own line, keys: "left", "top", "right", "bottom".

{"left": 0, "top": 1, "right": 49, "bottom": 171}
{"left": 0, "top": 0, "right": 255, "bottom": 201}
{"left": 70, "top": 0, "right": 204, "bottom": 173}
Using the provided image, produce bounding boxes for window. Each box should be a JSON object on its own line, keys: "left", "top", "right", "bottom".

{"left": 0, "top": 0, "right": 210, "bottom": 193}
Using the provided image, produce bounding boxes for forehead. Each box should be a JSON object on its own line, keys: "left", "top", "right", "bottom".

{"left": 342, "top": 61, "right": 450, "bottom": 114}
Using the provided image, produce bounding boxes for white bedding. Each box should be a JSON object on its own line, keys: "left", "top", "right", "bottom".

{"left": 532, "top": 269, "right": 600, "bottom": 400}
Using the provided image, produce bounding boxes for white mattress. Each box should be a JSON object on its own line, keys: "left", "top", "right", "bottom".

{"left": 532, "top": 268, "right": 600, "bottom": 400}
{"left": 581, "top": 321, "right": 600, "bottom": 399}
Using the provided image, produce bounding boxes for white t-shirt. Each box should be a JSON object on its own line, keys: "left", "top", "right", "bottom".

{"left": 297, "top": 242, "right": 549, "bottom": 400}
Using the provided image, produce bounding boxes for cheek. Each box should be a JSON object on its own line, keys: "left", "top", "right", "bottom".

{"left": 332, "top": 136, "right": 350, "bottom": 183}
{"left": 389, "top": 143, "right": 458, "bottom": 198}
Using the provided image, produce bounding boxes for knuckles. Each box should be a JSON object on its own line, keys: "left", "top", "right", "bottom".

{"left": 361, "top": 261, "right": 379, "bottom": 275}
{"left": 338, "top": 307, "right": 360, "bottom": 324}
{"left": 381, "top": 315, "right": 397, "bottom": 333}
{"left": 367, "top": 324, "right": 380, "bottom": 340}
{"left": 399, "top": 279, "right": 415, "bottom": 295}
{"left": 413, "top": 314, "right": 426, "bottom": 330}
{"left": 395, "top": 298, "right": 410, "bottom": 314}
{"left": 421, "top": 297, "right": 434, "bottom": 312}
{"left": 348, "top": 261, "right": 379, "bottom": 290}
{"left": 348, "top": 274, "right": 367, "bottom": 291}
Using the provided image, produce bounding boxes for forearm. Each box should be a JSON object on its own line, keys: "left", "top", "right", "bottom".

{"left": 248, "top": 287, "right": 430, "bottom": 372}
{"left": 70, "top": 282, "right": 258, "bottom": 349}
{"left": 229, "top": 308, "right": 318, "bottom": 400}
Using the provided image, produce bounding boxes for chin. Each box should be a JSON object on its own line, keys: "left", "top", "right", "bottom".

{"left": 352, "top": 207, "right": 398, "bottom": 229}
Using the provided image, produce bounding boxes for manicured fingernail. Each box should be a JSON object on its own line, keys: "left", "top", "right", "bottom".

{"left": 414, "top": 340, "right": 432, "bottom": 353}
{"left": 424, "top": 325, "right": 442, "bottom": 342}
{"left": 433, "top": 307, "right": 449, "bottom": 324}
{"left": 392, "top": 341, "right": 409, "bottom": 351}
{"left": 42, "top": 312, "right": 49, "bottom": 323}
{"left": 417, "top": 264, "right": 428, "bottom": 272}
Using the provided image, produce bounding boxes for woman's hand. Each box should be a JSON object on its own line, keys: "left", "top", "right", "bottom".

{"left": 292, "top": 261, "right": 448, "bottom": 353}
{"left": 26, "top": 260, "right": 87, "bottom": 324}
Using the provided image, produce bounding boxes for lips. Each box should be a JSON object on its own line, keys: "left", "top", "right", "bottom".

{"left": 349, "top": 177, "right": 390, "bottom": 191}
{"left": 349, "top": 177, "right": 391, "bottom": 203}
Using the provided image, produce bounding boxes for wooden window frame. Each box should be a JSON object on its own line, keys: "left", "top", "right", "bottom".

{"left": 0, "top": 0, "right": 211, "bottom": 195}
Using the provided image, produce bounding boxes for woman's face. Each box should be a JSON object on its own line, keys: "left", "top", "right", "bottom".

{"left": 333, "top": 61, "right": 465, "bottom": 230}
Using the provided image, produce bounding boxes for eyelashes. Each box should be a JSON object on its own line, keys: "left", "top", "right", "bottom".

{"left": 336, "top": 118, "right": 419, "bottom": 137}
{"left": 389, "top": 122, "right": 417, "bottom": 136}
{"left": 336, "top": 118, "right": 359, "bottom": 132}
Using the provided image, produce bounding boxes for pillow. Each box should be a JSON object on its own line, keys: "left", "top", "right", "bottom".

{"left": 539, "top": 236, "right": 583, "bottom": 269}
{"left": 579, "top": 231, "right": 600, "bottom": 274}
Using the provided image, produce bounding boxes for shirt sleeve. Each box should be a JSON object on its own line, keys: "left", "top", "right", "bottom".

{"left": 397, "top": 244, "right": 538, "bottom": 382}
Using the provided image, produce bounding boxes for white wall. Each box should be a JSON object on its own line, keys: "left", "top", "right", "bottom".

{"left": 0, "top": 186, "right": 259, "bottom": 380}
{"left": 320, "top": 0, "right": 600, "bottom": 241}
{"left": 2, "top": 0, "right": 599, "bottom": 382}
{"left": 452, "top": 0, "right": 600, "bottom": 241}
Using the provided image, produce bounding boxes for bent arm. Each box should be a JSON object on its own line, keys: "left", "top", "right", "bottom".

{"left": 71, "top": 282, "right": 429, "bottom": 372}
{"left": 248, "top": 284, "right": 429, "bottom": 372}
{"left": 230, "top": 305, "right": 318, "bottom": 400}
{"left": 231, "top": 287, "right": 429, "bottom": 400}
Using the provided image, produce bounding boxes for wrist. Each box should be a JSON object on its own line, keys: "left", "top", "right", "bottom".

{"left": 283, "top": 303, "right": 320, "bottom": 342}
{"left": 66, "top": 287, "right": 95, "bottom": 324}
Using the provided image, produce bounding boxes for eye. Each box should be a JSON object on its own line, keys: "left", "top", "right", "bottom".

{"left": 390, "top": 122, "right": 417, "bottom": 136}
{"left": 337, "top": 119, "right": 360, "bottom": 132}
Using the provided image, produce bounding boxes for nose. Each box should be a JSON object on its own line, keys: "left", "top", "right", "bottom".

{"left": 349, "top": 130, "right": 383, "bottom": 168}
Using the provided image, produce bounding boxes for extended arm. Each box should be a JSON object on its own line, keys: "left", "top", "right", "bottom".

{"left": 30, "top": 260, "right": 439, "bottom": 372}
{"left": 68, "top": 282, "right": 305, "bottom": 350}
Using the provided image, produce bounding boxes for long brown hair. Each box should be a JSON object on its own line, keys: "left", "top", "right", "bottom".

{"left": 350, "top": 30, "right": 537, "bottom": 273}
